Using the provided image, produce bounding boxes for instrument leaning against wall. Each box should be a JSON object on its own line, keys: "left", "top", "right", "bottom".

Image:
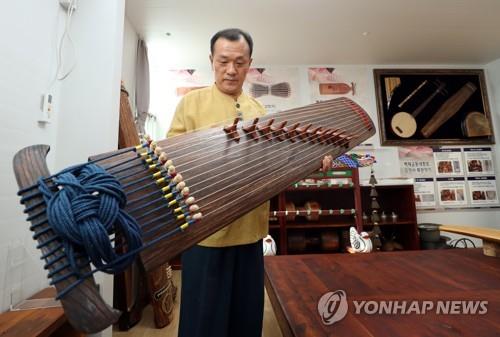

{"left": 13, "top": 97, "right": 375, "bottom": 333}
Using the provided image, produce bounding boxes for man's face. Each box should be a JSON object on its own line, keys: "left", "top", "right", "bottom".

{"left": 210, "top": 37, "right": 252, "bottom": 98}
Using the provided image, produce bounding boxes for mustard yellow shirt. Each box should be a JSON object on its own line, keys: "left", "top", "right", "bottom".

{"left": 167, "top": 85, "right": 269, "bottom": 247}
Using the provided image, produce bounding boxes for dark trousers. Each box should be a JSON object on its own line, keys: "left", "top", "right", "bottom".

{"left": 178, "top": 240, "right": 264, "bottom": 337}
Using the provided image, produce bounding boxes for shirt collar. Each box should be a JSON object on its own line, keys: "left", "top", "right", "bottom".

{"left": 212, "top": 83, "right": 245, "bottom": 103}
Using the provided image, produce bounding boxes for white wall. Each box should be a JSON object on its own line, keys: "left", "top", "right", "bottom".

{"left": 0, "top": 0, "right": 63, "bottom": 313}
{"left": 0, "top": 1, "right": 126, "bottom": 337}
{"left": 122, "top": 16, "right": 138, "bottom": 115}
{"left": 55, "top": 0, "right": 125, "bottom": 168}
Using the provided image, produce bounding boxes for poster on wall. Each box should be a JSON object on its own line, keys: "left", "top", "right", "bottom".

{"left": 169, "top": 69, "right": 212, "bottom": 97}
{"left": 463, "top": 147, "right": 495, "bottom": 176}
{"left": 436, "top": 177, "right": 468, "bottom": 207}
{"left": 467, "top": 176, "right": 498, "bottom": 205}
{"left": 414, "top": 178, "right": 437, "bottom": 208}
{"left": 433, "top": 147, "right": 464, "bottom": 177}
{"left": 398, "top": 146, "right": 436, "bottom": 208}
{"left": 398, "top": 146, "right": 435, "bottom": 178}
{"left": 307, "top": 66, "right": 370, "bottom": 109}
{"left": 243, "top": 67, "right": 300, "bottom": 113}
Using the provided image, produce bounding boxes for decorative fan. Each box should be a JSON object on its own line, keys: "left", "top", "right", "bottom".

{"left": 249, "top": 82, "right": 291, "bottom": 98}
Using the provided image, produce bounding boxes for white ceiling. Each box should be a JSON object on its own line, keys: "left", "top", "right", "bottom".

{"left": 125, "top": 0, "right": 500, "bottom": 68}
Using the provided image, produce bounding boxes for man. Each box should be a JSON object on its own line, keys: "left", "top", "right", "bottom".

{"left": 167, "top": 28, "right": 268, "bottom": 337}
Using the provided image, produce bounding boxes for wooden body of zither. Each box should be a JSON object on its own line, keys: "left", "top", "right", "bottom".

{"left": 13, "top": 97, "right": 375, "bottom": 333}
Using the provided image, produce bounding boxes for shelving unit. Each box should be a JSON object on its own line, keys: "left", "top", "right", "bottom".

{"left": 268, "top": 168, "right": 419, "bottom": 254}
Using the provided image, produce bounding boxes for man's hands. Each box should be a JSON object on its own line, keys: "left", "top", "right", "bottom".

{"left": 321, "top": 155, "right": 333, "bottom": 172}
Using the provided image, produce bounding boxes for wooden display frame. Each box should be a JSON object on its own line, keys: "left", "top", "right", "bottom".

{"left": 374, "top": 69, "right": 495, "bottom": 146}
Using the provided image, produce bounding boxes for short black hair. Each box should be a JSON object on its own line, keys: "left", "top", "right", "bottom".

{"left": 210, "top": 28, "right": 253, "bottom": 57}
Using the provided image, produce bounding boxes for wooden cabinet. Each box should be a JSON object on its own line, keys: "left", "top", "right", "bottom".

{"left": 360, "top": 184, "right": 420, "bottom": 250}
{"left": 268, "top": 168, "right": 419, "bottom": 254}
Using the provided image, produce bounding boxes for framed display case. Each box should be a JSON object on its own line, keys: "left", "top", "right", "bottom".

{"left": 374, "top": 69, "right": 494, "bottom": 146}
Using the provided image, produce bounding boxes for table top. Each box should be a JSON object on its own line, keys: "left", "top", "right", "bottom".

{"left": 264, "top": 249, "right": 500, "bottom": 337}
{"left": 0, "top": 287, "right": 83, "bottom": 337}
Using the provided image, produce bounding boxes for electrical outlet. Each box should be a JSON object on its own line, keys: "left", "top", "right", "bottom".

{"left": 59, "top": 0, "right": 77, "bottom": 12}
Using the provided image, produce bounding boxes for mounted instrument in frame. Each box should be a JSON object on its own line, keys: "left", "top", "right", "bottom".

{"left": 13, "top": 97, "right": 374, "bottom": 333}
{"left": 390, "top": 80, "right": 447, "bottom": 138}
{"left": 421, "top": 82, "right": 477, "bottom": 138}
{"left": 462, "top": 111, "right": 492, "bottom": 138}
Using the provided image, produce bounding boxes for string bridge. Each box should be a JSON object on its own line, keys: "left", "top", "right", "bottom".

{"left": 224, "top": 117, "right": 354, "bottom": 148}
{"left": 223, "top": 118, "right": 241, "bottom": 142}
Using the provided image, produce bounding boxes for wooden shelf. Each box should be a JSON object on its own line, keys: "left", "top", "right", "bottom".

{"left": 269, "top": 167, "right": 420, "bottom": 254}
{"left": 286, "top": 184, "right": 354, "bottom": 191}
{"left": 363, "top": 220, "right": 416, "bottom": 226}
{"left": 285, "top": 222, "right": 356, "bottom": 229}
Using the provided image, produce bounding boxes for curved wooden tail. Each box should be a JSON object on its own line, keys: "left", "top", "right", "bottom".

{"left": 13, "top": 145, "right": 120, "bottom": 333}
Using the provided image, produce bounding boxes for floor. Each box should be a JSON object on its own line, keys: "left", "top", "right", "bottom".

{"left": 113, "top": 271, "right": 283, "bottom": 337}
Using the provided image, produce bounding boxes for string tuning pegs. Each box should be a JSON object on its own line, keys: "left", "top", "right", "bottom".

{"left": 158, "top": 152, "right": 168, "bottom": 164}
{"left": 154, "top": 146, "right": 163, "bottom": 157}
{"left": 189, "top": 204, "right": 200, "bottom": 212}
{"left": 144, "top": 134, "right": 153, "bottom": 144}
{"left": 172, "top": 173, "right": 183, "bottom": 184}
{"left": 167, "top": 165, "right": 176, "bottom": 176}
{"left": 175, "top": 181, "right": 186, "bottom": 191}
{"left": 163, "top": 159, "right": 173, "bottom": 168}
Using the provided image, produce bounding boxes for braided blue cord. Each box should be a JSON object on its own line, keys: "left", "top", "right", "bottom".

{"left": 37, "top": 163, "right": 142, "bottom": 276}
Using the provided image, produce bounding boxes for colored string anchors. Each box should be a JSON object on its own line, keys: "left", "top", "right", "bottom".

{"left": 37, "top": 164, "right": 142, "bottom": 275}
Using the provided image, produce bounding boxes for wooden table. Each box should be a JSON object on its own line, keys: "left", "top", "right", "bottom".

{"left": 265, "top": 249, "right": 500, "bottom": 337}
{"left": 0, "top": 287, "right": 83, "bottom": 337}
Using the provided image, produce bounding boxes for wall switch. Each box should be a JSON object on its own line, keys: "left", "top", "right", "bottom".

{"left": 39, "top": 93, "right": 53, "bottom": 123}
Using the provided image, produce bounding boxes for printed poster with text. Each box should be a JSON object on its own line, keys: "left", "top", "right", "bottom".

{"left": 433, "top": 148, "right": 467, "bottom": 207}
{"left": 308, "top": 66, "right": 372, "bottom": 144}
{"left": 307, "top": 66, "right": 370, "bottom": 108}
{"left": 437, "top": 177, "right": 468, "bottom": 207}
{"left": 433, "top": 147, "right": 464, "bottom": 177}
{"left": 244, "top": 67, "right": 300, "bottom": 114}
{"left": 464, "top": 147, "right": 495, "bottom": 176}
{"left": 463, "top": 147, "right": 498, "bottom": 206}
{"left": 169, "top": 69, "right": 212, "bottom": 97}
{"left": 398, "top": 146, "right": 436, "bottom": 208}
